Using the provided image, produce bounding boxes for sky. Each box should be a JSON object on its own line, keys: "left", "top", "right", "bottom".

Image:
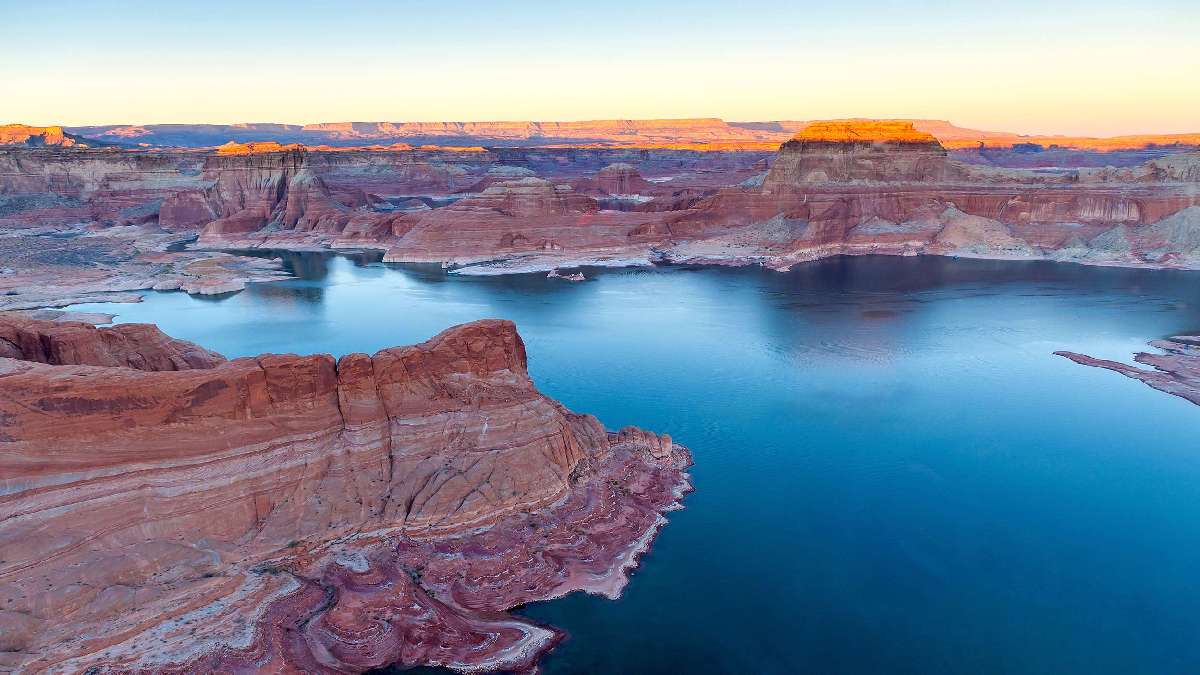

{"left": 2, "top": 0, "right": 1197, "bottom": 136}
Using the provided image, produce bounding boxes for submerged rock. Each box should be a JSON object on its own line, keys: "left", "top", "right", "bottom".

{"left": 1057, "top": 336, "right": 1200, "bottom": 407}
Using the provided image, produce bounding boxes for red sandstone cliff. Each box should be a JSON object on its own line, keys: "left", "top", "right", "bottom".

{"left": 0, "top": 317, "right": 691, "bottom": 672}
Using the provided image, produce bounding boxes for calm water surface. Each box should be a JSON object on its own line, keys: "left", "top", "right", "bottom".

{"left": 71, "top": 255, "right": 1200, "bottom": 675}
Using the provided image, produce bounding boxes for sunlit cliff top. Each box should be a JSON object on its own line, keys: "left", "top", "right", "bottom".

{"left": 0, "top": 124, "right": 84, "bottom": 147}
{"left": 214, "top": 141, "right": 305, "bottom": 155}
{"left": 792, "top": 120, "right": 941, "bottom": 145}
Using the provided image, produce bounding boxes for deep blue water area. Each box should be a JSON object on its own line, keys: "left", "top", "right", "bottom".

{"left": 70, "top": 254, "right": 1200, "bottom": 674}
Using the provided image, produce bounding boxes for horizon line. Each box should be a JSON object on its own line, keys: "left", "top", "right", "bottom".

{"left": 10, "top": 118, "right": 1200, "bottom": 140}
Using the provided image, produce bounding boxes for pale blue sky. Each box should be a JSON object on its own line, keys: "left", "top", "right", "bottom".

{"left": 2, "top": 0, "right": 1196, "bottom": 134}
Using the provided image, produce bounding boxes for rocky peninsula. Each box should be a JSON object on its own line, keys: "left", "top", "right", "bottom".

{"left": 1057, "top": 337, "right": 1200, "bottom": 407}
{"left": 0, "top": 317, "right": 692, "bottom": 672}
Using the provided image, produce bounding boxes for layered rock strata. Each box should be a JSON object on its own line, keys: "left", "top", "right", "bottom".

{"left": 0, "top": 318, "right": 692, "bottom": 673}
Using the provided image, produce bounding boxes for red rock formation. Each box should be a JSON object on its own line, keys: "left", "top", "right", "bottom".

{"left": 1057, "top": 337, "right": 1200, "bottom": 407}
{"left": 0, "top": 318, "right": 691, "bottom": 673}
{"left": 197, "top": 147, "right": 308, "bottom": 236}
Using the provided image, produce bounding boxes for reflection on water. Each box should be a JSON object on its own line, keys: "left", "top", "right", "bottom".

{"left": 69, "top": 255, "right": 1200, "bottom": 674}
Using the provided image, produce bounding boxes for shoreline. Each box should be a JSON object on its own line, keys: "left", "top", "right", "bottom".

{"left": 14, "top": 240, "right": 1200, "bottom": 316}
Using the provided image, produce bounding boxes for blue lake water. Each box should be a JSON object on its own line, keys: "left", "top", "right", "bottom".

{"left": 70, "top": 254, "right": 1200, "bottom": 675}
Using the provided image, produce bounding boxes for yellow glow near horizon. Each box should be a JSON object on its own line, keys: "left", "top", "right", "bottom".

{"left": 2, "top": 1, "right": 1197, "bottom": 136}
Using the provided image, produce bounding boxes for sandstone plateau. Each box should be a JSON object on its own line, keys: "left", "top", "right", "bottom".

{"left": 2, "top": 118, "right": 1200, "bottom": 307}
{"left": 0, "top": 317, "right": 692, "bottom": 673}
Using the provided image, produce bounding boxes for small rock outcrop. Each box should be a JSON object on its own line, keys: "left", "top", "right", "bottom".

{"left": 594, "top": 162, "right": 654, "bottom": 195}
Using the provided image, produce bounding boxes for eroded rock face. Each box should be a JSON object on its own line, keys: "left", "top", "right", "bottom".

{"left": 0, "top": 318, "right": 691, "bottom": 673}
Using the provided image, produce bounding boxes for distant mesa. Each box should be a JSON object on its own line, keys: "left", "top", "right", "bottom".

{"left": 5, "top": 118, "right": 1192, "bottom": 153}
{"left": 594, "top": 162, "right": 654, "bottom": 195}
{"left": 765, "top": 120, "right": 951, "bottom": 186}
{"left": 214, "top": 140, "right": 304, "bottom": 155}
{"left": 0, "top": 124, "right": 91, "bottom": 148}
{"left": 790, "top": 120, "right": 942, "bottom": 145}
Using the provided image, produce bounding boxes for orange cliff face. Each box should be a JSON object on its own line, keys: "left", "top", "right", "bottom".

{"left": 0, "top": 124, "right": 87, "bottom": 148}
{"left": 213, "top": 140, "right": 305, "bottom": 155}
{"left": 789, "top": 120, "right": 942, "bottom": 144}
{"left": 0, "top": 317, "right": 692, "bottom": 673}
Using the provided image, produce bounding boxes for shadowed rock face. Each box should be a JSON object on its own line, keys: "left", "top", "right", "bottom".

{"left": 0, "top": 318, "right": 691, "bottom": 673}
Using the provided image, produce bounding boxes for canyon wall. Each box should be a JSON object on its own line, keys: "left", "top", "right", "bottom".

{"left": 3, "top": 119, "right": 1200, "bottom": 306}
{"left": 0, "top": 317, "right": 691, "bottom": 672}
